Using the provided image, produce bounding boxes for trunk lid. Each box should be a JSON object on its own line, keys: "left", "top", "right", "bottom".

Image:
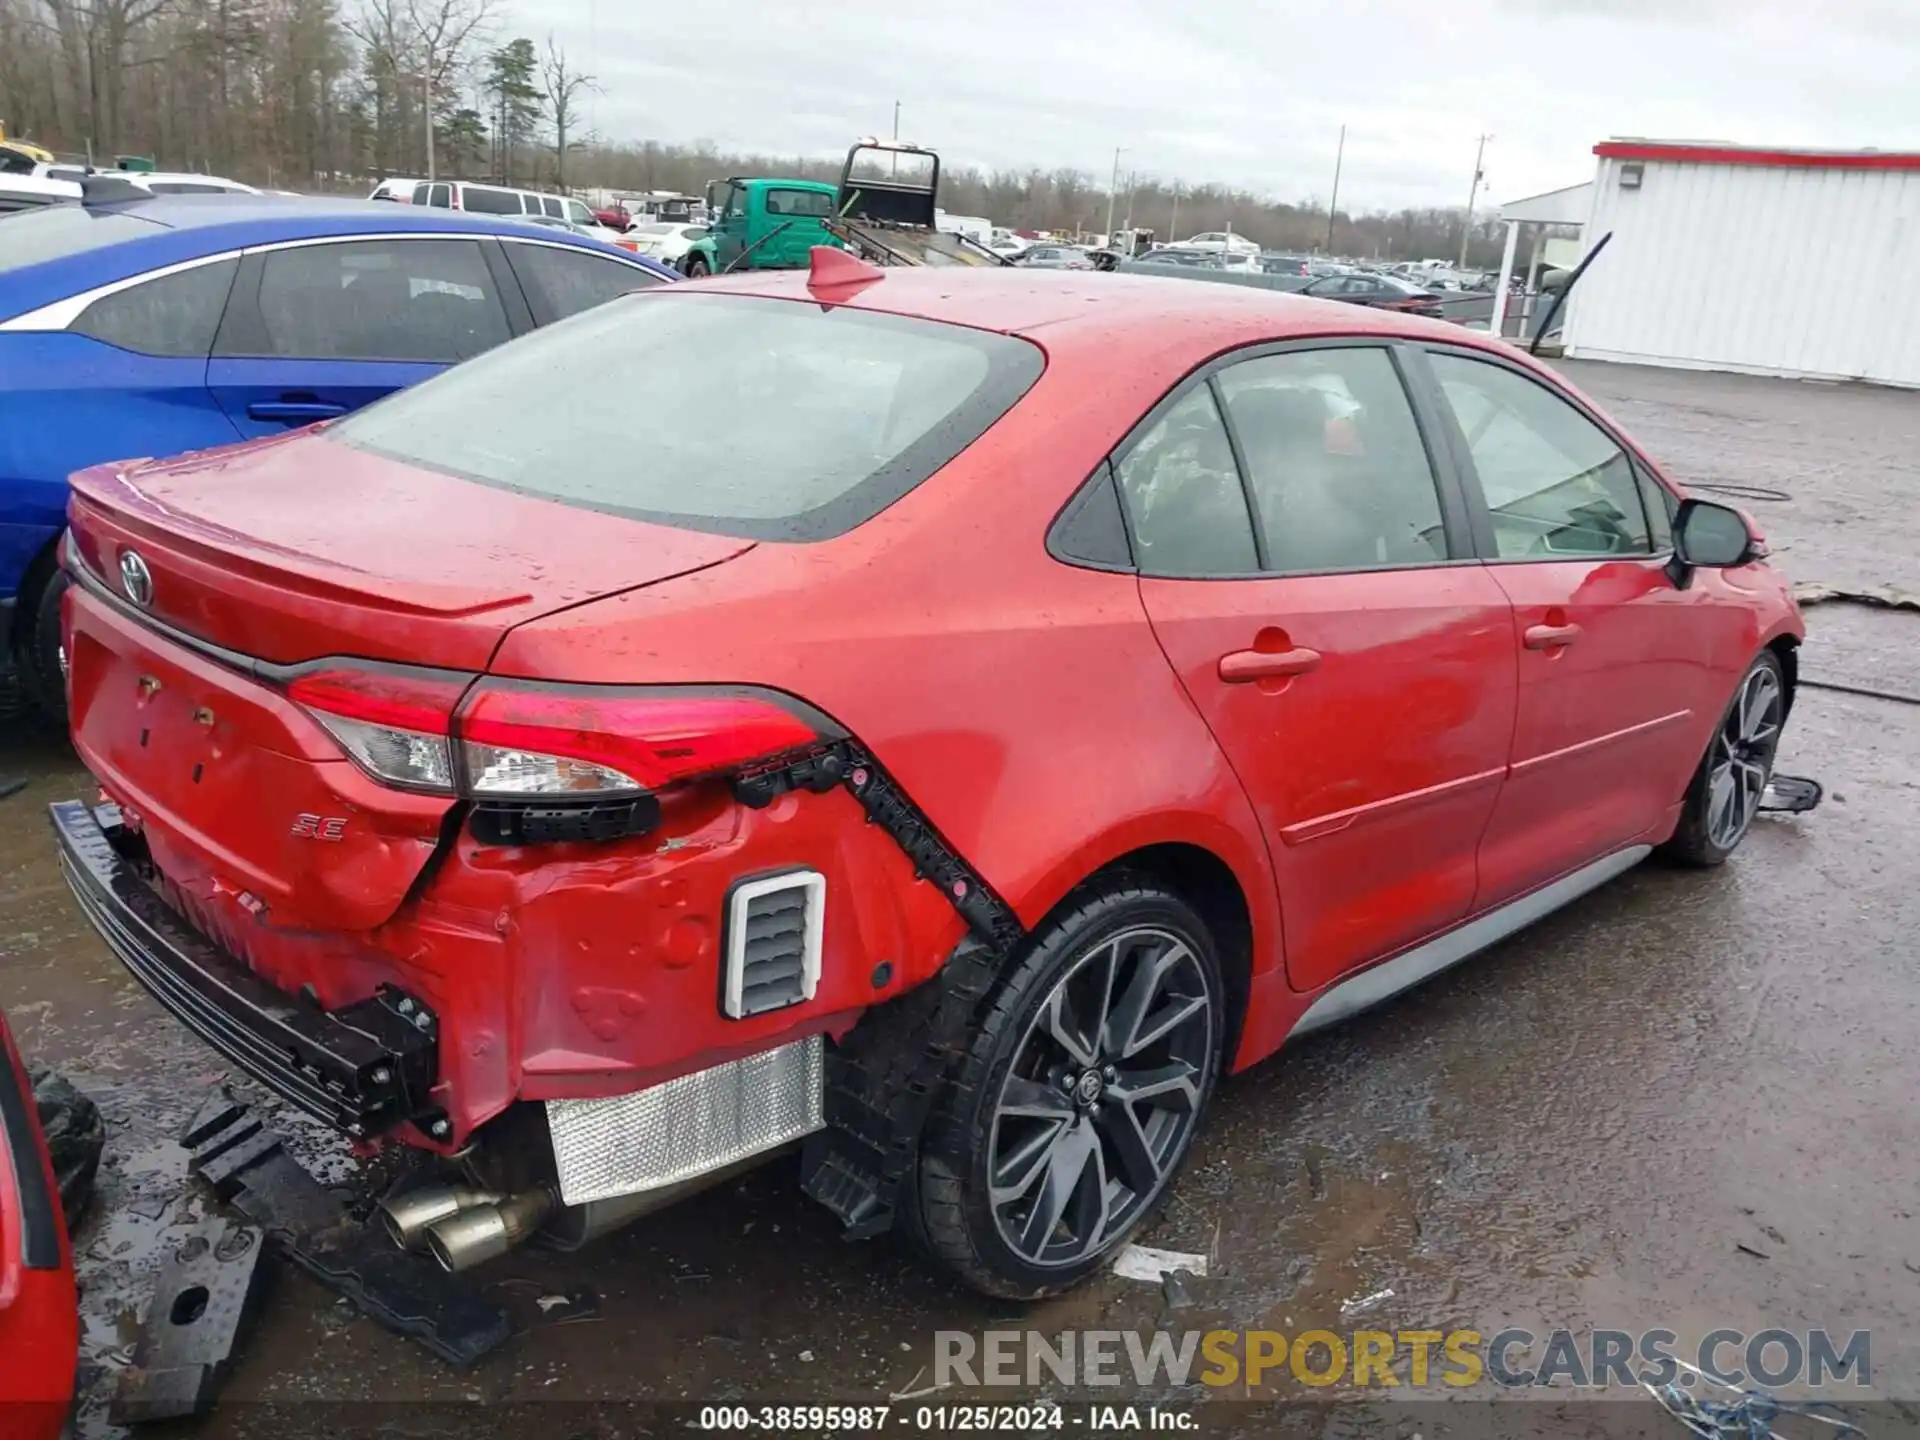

{"left": 66, "top": 427, "right": 755, "bottom": 669}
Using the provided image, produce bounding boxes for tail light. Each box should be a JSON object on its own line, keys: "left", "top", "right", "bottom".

{"left": 289, "top": 666, "right": 836, "bottom": 806}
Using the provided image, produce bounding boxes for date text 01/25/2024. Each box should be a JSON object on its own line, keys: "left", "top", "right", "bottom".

{"left": 695, "top": 1404, "right": 1197, "bottom": 1432}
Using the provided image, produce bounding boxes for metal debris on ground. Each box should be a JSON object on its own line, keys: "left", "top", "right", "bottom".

{"left": 1645, "top": 1357, "right": 1864, "bottom": 1440}
{"left": 111, "top": 1216, "right": 271, "bottom": 1424}
{"left": 1791, "top": 581, "right": 1920, "bottom": 613}
{"left": 1160, "top": 1268, "right": 1199, "bottom": 1310}
{"left": 1759, "top": 776, "right": 1823, "bottom": 814}
{"left": 181, "top": 1087, "right": 513, "bottom": 1368}
{"left": 1112, "top": 1243, "right": 1210, "bottom": 1282}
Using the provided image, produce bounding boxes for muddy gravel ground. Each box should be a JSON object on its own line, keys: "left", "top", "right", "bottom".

{"left": 1, "top": 361, "right": 1917, "bottom": 1437}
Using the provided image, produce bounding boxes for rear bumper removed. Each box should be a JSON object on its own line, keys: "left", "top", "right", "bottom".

{"left": 50, "top": 800, "right": 440, "bottom": 1139}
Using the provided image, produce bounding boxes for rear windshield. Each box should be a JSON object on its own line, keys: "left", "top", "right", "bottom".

{"left": 0, "top": 206, "right": 160, "bottom": 274}
{"left": 330, "top": 291, "right": 1043, "bottom": 541}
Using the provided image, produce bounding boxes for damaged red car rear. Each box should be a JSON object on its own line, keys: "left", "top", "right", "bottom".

{"left": 52, "top": 262, "right": 1802, "bottom": 1298}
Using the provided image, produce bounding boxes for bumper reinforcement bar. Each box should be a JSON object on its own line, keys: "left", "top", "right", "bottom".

{"left": 49, "top": 800, "right": 439, "bottom": 1138}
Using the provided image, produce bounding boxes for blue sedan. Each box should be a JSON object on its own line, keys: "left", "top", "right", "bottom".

{"left": 0, "top": 191, "right": 677, "bottom": 718}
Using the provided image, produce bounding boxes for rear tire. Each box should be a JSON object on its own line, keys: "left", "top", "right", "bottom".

{"left": 910, "top": 879, "right": 1224, "bottom": 1298}
{"left": 684, "top": 254, "right": 710, "bottom": 277}
{"left": 13, "top": 557, "right": 66, "bottom": 728}
{"left": 1660, "top": 651, "right": 1786, "bottom": 867}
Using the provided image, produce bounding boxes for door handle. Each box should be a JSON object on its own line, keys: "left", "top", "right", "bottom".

{"left": 1219, "top": 646, "right": 1322, "bottom": 682}
{"left": 1524, "top": 622, "right": 1582, "bottom": 650}
{"left": 246, "top": 400, "right": 347, "bottom": 424}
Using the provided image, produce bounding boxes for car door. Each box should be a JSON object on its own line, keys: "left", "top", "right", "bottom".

{"left": 1, "top": 256, "right": 243, "bottom": 549}
{"left": 499, "top": 238, "right": 668, "bottom": 324}
{"left": 1417, "top": 346, "right": 1733, "bottom": 905}
{"left": 706, "top": 183, "right": 746, "bottom": 269}
{"left": 207, "top": 236, "right": 518, "bottom": 439}
{"left": 1123, "top": 342, "right": 1518, "bottom": 994}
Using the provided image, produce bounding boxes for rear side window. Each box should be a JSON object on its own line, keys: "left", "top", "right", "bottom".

{"left": 1114, "top": 384, "right": 1258, "bottom": 576}
{"left": 0, "top": 207, "right": 159, "bottom": 272}
{"left": 249, "top": 239, "right": 511, "bottom": 362}
{"left": 329, "top": 291, "right": 1044, "bottom": 541}
{"left": 766, "top": 188, "right": 833, "bottom": 218}
{"left": 428, "top": 183, "right": 451, "bottom": 208}
{"left": 504, "top": 242, "right": 663, "bottom": 324}
{"left": 73, "top": 258, "right": 238, "bottom": 357}
{"left": 145, "top": 181, "right": 229, "bottom": 195}
{"left": 460, "top": 186, "right": 521, "bottom": 215}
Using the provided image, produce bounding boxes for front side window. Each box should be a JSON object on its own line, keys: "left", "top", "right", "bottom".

{"left": 72, "top": 257, "right": 238, "bottom": 357}
{"left": 1428, "top": 352, "right": 1651, "bottom": 559}
{"left": 1114, "top": 384, "right": 1257, "bottom": 577}
{"left": 541, "top": 196, "right": 564, "bottom": 218}
{"left": 328, "top": 292, "right": 1043, "bottom": 541}
{"left": 251, "top": 239, "right": 511, "bottom": 362}
{"left": 566, "top": 200, "right": 596, "bottom": 226}
{"left": 1216, "top": 347, "right": 1448, "bottom": 573}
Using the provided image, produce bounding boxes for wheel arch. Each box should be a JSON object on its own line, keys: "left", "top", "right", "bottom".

{"left": 1012, "top": 826, "right": 1276, "bottom": 1073}
{"left": 8, "top": 528, "right": 63, "bottom": 652}
{"left": 1765, "top": 631, "right": 1799, "bottom": 718}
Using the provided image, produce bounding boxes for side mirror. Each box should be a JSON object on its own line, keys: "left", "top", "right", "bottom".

{"left": 1669, "top": 497, "right": 1760, "bottom": 585}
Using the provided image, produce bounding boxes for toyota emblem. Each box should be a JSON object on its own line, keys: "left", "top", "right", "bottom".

{"left": 119, "top": 550, "right": 154, "bottom": 608}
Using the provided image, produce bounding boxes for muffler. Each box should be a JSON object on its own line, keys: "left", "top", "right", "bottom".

{"left": 424, "top": 1187, "right": 557, "bottom": 1273}
{"left": 377, "top": 1183, "right": 505, "bottom": 1252}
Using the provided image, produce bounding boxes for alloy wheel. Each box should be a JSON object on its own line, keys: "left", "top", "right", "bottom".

{"left": 1705, "top": 665, "right": 1784, "bottom": 850}
{"left": 987, "top": 926, "right": 1215, "bottom": 1269}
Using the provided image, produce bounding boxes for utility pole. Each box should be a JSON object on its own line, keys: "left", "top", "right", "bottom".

{"left": 1169, "top": 184, "right": 1180, "bottom": 238}
{"left": 892, "top": 100, "right": 900, "bottom": 140}
{"left": 1104, "top": 147, "right": 1124, "bottom": 246}
{"left": 1459, "top": 132, "right": 1491, "bottom": 268}
{"left": 890, "top": 101, "right": 900, "bottom": 176}
{"left": 1326, "top": 123, "right": 1345, "bottom": 254}
{"left": 1123, "top": 170, "right": 1136, "bottom": 233}
{"left": 423, "top": 68, "right": 435, "bottom": 181}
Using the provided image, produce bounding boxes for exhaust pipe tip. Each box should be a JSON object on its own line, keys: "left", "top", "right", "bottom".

{"left": 377, "top": 1183, "right": 503, "bottom": 1252}
{"left": 422, "top": 1187, "right": 557, "bottom": 1273}
{"left": 425, "top": 1204, "right": 515, "bottom": 1273}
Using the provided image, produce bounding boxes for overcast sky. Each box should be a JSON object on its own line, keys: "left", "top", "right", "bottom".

{"left": 550, "top": 0, "right": 1920, "bottom": 213}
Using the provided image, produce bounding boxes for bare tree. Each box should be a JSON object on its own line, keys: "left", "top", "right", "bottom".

{"left": 39, "top": 0, "right": 183, "bottom": 154}
{"left": 403, "top": 0, "right": 489, "bottom": 178}
{"left": 539, "top": 31, "right": 590, "bottom": 191}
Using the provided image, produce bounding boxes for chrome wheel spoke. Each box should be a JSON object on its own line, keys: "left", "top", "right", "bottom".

{"left": 1000, "top": 1075, "right": 1076, "bottom": 1122}
{"left": 1096, "top": 1100, "right": 1162, "bottom": 1196}
{"left": 990, "top": 1117, "right": 1069, "bottom": 1207}
{"left": 1108, "top": 1061, "right": 1202, "bottom": 1114}
{"left": 1017, "top": 1119, "right": 1097, "bottom": 1256}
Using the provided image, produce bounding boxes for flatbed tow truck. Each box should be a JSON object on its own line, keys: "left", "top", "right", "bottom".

{"left": 824, "top": 138, "right": 1008, "bottom": 268}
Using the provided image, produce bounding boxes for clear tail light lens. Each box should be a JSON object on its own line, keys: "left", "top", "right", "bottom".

{"left": 288, "top": 666, "right": 468, "bottom": 793}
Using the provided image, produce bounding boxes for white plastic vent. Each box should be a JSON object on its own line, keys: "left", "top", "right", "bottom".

{"left": 722, "top": 870, "right": 825, "bottom": 1019}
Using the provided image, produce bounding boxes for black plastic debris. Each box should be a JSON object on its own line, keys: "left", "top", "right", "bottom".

{"left": 30, "top": 1067, "right": 104, "bottom": 1233}
{"left": 182, "top": 1088, "right": 512, "bottom": 1368}
{"left": 111, "top": 1216, "right": 271, "bottom": 1424}
{"left": 1760, "top": 774, "right": 1823, "bottom": 813}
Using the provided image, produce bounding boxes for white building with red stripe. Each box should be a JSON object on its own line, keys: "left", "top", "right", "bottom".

{"left": 1559, "top": 139, "right": 1920, "bottom": 386}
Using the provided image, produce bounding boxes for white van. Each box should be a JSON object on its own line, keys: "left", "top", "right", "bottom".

{"left": 0, "top": 173, "right": 81, "bottom": 213}
{"left": 408, "top": 180, "right": 623, "bottom": 242}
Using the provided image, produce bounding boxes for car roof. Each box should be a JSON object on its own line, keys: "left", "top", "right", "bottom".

{"left": 700, "top": 266, "right": 1513, "bottom": 378}
{"left": 0, "top": 194, "right": 675, "bottom": 317}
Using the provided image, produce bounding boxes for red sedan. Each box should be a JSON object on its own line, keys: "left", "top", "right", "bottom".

{"left": 0, "top": 1011, "right": 79, "bottom": 1438}
{"left": 51, "top": 256, "right": 1801, "bottom": 1298}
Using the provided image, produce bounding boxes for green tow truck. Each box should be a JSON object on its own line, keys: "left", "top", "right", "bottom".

{"left": 679, "top": 138, "right": 1007, "bottom": 277}
{"left": 681, "top": 176, "right": 843, "bottom": 276}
